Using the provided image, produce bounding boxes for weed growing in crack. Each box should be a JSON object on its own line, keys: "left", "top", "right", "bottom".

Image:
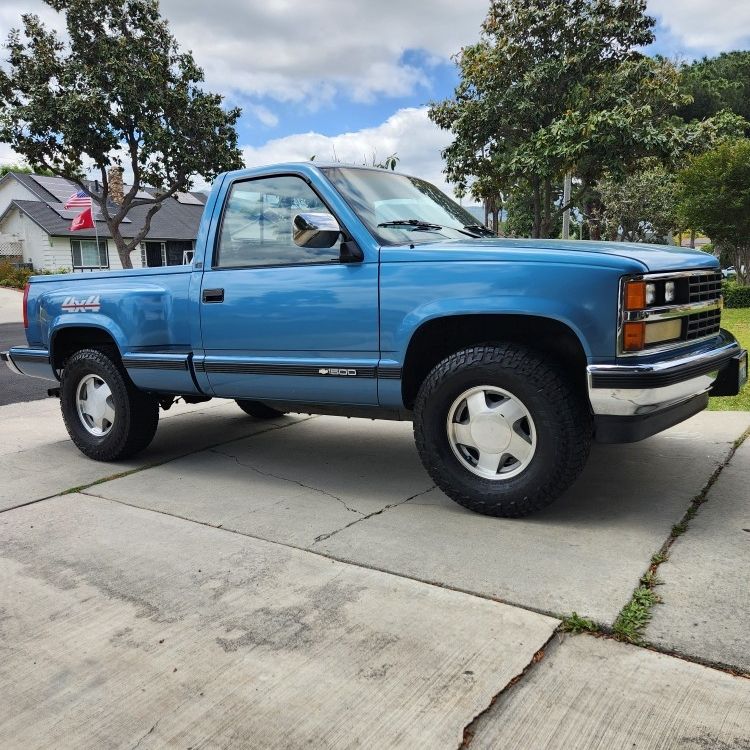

{"left": 612, "top": 586, "right": 660, "bottom": 643}
{"left": 640, "top": 569, "right": 662, "bottom": 587}
{"left": 561, "top": 612, "right": 600, "bottom": 634}
{"left": 672, "top": 521, "right": 688, "bottom": 536}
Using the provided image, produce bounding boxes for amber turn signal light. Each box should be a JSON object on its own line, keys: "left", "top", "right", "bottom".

{"left": 622, "top": 322, "right": 646, "bottom": 351}
{"left": 624, "top": 281, "right": 646, "bottom": 310}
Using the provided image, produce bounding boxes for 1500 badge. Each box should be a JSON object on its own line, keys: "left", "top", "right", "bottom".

{"left": 318, "top": 368, "right": 357, "bottom": 376}
{"left": 61, "top": 295, "right": 101, "bottom": 313}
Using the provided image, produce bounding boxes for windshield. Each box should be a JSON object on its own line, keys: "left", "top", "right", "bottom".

{"left": 321, "top": 166, "right": 490, "bottom": 245}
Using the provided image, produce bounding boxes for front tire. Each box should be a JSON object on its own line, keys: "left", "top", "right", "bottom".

{"left": 60, "top": 348, "right": 159, "bottom": 461}
{"left": 413, "top": 344, "right": 592, "bottom": 517}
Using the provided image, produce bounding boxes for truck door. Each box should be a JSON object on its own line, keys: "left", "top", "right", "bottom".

{"left": 198, "top": 173, "right": 379, "bottom": 405}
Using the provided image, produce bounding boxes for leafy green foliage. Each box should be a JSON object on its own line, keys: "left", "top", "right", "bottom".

{"left": 598, "top": 162, "right": 680, "bottom": 242}
{"left": 678, "top": 139, "right": 750, "bottom": 284}
{"left": 0, "top": 163, "right": 53, "bottom": 177}
{"left": 0, "top": 0, "right": 243, "bottom": 268}
{"left": 0, "top": 260, "right": 67, "bottom": 288}
{"left": 722, "top": 281, "right": 750, "bottom": 308}
{"left": 429, "top": 0, "right": 686, "bottom": 238}
{"left": 677, "top": 52, "right": 750, "bottom": 125}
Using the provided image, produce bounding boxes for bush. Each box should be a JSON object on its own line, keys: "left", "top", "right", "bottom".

{"left": 0, "top": 262, "right": 69, "bottom": 288}
{"left": 0, "top": 261, "right": 34, "bottom": 289}
{"left": 722, "top": 280, "right": 750, "bottom": 308}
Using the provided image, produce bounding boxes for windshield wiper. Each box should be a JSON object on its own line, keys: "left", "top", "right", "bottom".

{"left": 377, "top": 219, "right": 444, "bottom": 231}
{"left": 463, "top": 224, "right": 495, "bottom": 237}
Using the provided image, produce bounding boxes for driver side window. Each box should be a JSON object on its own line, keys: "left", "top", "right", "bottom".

{"left": 215, "top": 175, "right": 341, "bottom": 268}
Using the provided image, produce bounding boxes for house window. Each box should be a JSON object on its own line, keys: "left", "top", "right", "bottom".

{"left": 71, "top": 239, "right": 108, "bottom": 269}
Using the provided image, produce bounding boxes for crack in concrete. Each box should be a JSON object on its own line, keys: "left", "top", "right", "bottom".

{"left": 0, "top": 416, "right": 316, "bottom": 516}
{"left": 459, "top": 629, "right": 559, "bottom": 748}
{"left": 312, "top": 485, "right": 436, "bottom": 544}
{"left": 208, "top": 447, "right": 364, "bottom": 516}
{"left": 610, "top": 425, "right": 750, "bottom": 646}
{"left": 130, "top": 718, "right": 160, "bottom": 750}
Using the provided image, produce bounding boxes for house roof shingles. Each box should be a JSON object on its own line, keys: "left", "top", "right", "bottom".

{"left": 2, "top": 172, "right": 206, "bottom": 241}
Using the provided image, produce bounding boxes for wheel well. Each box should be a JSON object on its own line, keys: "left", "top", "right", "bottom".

{"left": 51, "top": 327, "right": 120, "bottom": 370}
{"left": 401, "top": 314, "right": 588, "bottom": 408}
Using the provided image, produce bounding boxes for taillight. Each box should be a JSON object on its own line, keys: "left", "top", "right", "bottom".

{"left": 22, "top": 282, "right": 30, "bottom": 329}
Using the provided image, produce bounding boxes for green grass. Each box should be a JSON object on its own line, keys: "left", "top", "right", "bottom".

{"left": 709, "top": 308, "right": 750, "bottom": 411}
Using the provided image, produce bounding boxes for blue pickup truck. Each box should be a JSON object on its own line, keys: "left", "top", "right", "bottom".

{"left": 3, "top": 163, "right": 747, "bottom": 517}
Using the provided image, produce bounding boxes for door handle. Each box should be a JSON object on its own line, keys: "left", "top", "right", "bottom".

{"left": 202, "top": 288, "right": 224, "bottom": 303}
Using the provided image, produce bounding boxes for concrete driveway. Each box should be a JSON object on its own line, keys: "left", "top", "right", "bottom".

{"left": 1, "top": 394, "right": 749, "bottom": 747}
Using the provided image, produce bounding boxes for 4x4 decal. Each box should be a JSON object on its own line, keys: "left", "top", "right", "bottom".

{"left": 61, "top": 295, "right": 101, "bottom": 313}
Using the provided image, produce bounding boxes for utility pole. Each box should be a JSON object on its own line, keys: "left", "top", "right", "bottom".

{"left": 562, "top": 171, "right": 572, "bottom": 240}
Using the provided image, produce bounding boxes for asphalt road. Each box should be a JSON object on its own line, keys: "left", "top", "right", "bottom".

{"left": 0, "top": 322, "right": 50, "bottom": 406}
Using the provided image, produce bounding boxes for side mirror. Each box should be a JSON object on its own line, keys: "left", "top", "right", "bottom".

{"left": 293, "top": 212, "right": 341, "bottom": 248}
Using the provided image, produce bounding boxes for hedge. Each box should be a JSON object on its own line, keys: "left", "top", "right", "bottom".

{"left": 722, "top": 281, "right": 750, "bottom": 308}
{"left": 0, "top": 261, "right": 69, "bottom": 289}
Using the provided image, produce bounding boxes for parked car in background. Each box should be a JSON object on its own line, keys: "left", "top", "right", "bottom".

{"left": 722, "top": 266, "right": 737, "bottom": 279}
{"left": 3, "top": 163, "right": 747, "bottom": 517}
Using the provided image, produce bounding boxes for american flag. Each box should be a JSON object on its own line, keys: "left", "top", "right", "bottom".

{"left": 64, "top": 190, "right": 91, "bottom": 209}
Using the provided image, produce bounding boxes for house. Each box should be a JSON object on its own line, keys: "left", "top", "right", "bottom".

{"left": 0, "top": 170, "right": 206, "bottom": 272}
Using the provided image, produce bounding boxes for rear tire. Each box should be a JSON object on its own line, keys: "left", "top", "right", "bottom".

{"left": 235, "top": 400, "right": 286, "bottom": 419}
{"left": 60, "top": 348, "right": 159, "bottom": 461}
{"left": 413, "top": 344, "right": 591, "bottom": 517}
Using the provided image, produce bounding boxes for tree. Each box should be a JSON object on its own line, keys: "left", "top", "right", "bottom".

{"left": 598, "top": 162, "right": 680, "bottom": 243}
{"left": 677, "top": 52, "right": 750, "bottom": 126}
{"left": 429, "top": 0, "right": 685, "bottom": 239}
{"left": 0, "top": 163, "right": 53, "bottom": 177}
{"left": 679, "top": 140, "right": 750, "bottom": 284}
{"left": 0, "top": 0, "right": 243, "bottom": 268}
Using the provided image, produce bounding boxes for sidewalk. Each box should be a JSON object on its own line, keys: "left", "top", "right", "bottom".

{"left": 0, "top": 383, "right": 748, "bottom": 747}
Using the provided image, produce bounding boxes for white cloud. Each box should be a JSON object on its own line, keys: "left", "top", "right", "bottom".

{"left": 648, "top": 0, "right": 750, "bottom": 52}
{"left": 247, "top": 104, "right": 279, "bottom": 128}
{"left": 241, "top": 107, "right": 455, "bottom": 196}
{"left": 1, "top": 0, "right": 488, "bottom": 103}
{"left": 0, "top": 141, "right": 25, "bottom": 166}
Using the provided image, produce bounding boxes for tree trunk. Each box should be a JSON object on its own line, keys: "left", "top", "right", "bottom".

{"left": 690, "top": 228, "right": 696, "bottom": 249}
{"left": 585, "top": 198, "right": 602, "bottom": 241}
{"left": 532, "top": 177, "right": 541, "bottom": 239}
{"left": 109, "top": 228, "right": 134, "bottom": 269}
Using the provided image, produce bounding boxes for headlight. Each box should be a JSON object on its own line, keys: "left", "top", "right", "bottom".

{"left": 645, "top": 283, "right": 656, "bottom": 305}
{"left": 665, "top": 281, "right": 675, "bottom": 302}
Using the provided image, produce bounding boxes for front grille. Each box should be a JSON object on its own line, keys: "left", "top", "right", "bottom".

{"left": 689, "top": 272, "right": 722, "bottom": 303}
{"left": 686, "top": 308, "right": 722, "bottom": 340}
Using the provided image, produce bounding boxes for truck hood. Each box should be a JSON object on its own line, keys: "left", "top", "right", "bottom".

{"left": 382, "top": 238, "right": 719, "bottom": 274}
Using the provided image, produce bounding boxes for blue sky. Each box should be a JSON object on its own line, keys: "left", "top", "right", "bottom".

{"left": 1, "top": 0, "right": 749, "bottom": 196}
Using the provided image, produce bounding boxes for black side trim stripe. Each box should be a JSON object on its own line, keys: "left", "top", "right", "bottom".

{"left": 201, "top": 362, "right": 376, "bottom": 378}
{"left": 193, "top": 360, "right": 403, "bottom": 379}
{"left": 590, "top": 351, "right": 735, "bottom": 389}
{"left": 123, "top": 357, "right": 188, "bottom": 371}
{"left": 378, "top": 366, "right": 402, "bottom": 379}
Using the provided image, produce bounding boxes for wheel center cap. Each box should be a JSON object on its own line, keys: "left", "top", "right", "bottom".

{"left": 471, "top": 415, "right": 511, "bottom": 453}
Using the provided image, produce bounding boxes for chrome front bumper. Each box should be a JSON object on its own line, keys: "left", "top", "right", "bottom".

{"left": 587, "top": 330, "right": 746, "bottom": 443}
{"left": 587, "top": 330, "right": 745, "bottom": 418}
